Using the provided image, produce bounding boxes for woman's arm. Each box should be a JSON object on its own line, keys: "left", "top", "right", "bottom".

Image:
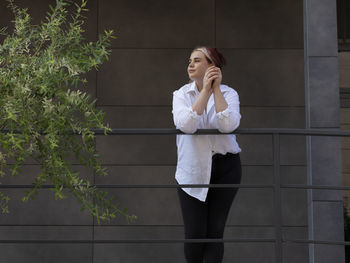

{"left": 209, "top": 66, "right": 240, "bottom": 133}
{"left": 192, "top": 65, "right": 220, "bottom": 115}
{"left": 172, "top": 90, "right": 201, "bottom": 134}
{"left": 213, "top": 89, "right": 241, "bottom": 133}
{"left": 192, "top": 88, "right": 212, "bottom": 115}
{"left": 210, "top": 66, "right": 229, "bottom": 113}
{"left": 212, "top": 85, "right": 228, "bottom": 113}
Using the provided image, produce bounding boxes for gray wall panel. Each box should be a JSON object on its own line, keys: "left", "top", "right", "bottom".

{"left": 313, "top": 201, "right": 344, "bottom": 241}
{"left": 100, "top": 106, "right": 174, "bottom": 128}
{"left": 224, "top": 243, "right": 275, "bottom": 263}
{"left": 283, "top": 244, "right": 309, "bottom": 263}
{"left": 96, "top": 165, "right": 176, "bottom": 185}
{"left": 99, "top": 0, "right": 215, "bottom": 48}
{"left": 0, "top": 0, "right": 98, "bottom": 43}
{"left": 0, "top": 225, "right": 92, "bottom": 239}
{"left": 313, "top": 244, "right": 345, "bottom": 263}
{"left": 0, "top": 189, "right": 92, "bottom": 225}
{"left": 94, "top": 225, "right": 183, "bottom": 239}
{"left": 307, "top": 0, "right": 338, "bottom": 57}
{"left": 313, "top": 202, "right": 345, "bottom": 263}
{"left": 227, "top": 188, "right": 274, "bottom": 225}
{"left": 96, "top": 135, "right": 177, "bottom": 165}
{"left": 222, "top": 49, "right": 305, "bottom": 107}
{"left": 0, "top": 244, "right": 92, "bottom": 263}
{"left": 282, "top": 227, "right": 309, "bottom": 263}
{"left": 281, "top": 188, "right": 308, "bottom": 225}
{"left": 241, "top": 107, "right": 305, "bottom": 128}
{"left": 0, "top": 165, "right": 93, "bottom": 225}
{"left": 281, "top": 165, "right": 307, "bottom": 184}
{"left": 311, "top": 136, "right": 343, "bottom": 201}
{"left": 216, "top": 0, "right": 303, "bottom": 48}
{"left": 93, "top": 243, "right": 185, "bottom": 263}
{"left": 97, "top": 49, "right": 190, "bottom": 105}
{"left": 309, "top": 57, "right": 340, "bottom": 127}
{"left": 99, "top": 188, "right": 182, "bottom": 225}
{"left": 280, "top": 135, "right": 306, "bottom": 165}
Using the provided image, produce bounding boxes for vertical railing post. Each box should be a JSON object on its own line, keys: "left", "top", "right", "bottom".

{"left": 273, "top": 133, "right": 283, "bottom": 263}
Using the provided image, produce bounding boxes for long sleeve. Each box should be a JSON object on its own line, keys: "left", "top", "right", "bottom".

{"left": 213, "top": 89, "right": 241, "bottom": 133}
{"left": 172, "top": 90, "right": 201, "bottom": 134}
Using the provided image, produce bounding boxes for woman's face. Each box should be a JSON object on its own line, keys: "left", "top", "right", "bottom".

{"left": 187, "top": 50, "right": 213, "bottom": 82}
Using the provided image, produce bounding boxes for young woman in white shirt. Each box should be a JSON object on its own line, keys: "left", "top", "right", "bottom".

{"left": 172, "top": 46, "right": 242, "bottom": 263}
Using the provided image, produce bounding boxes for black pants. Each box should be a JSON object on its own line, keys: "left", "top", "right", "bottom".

{"left": 177, "top": 152, "right": 242, "bottom": 263}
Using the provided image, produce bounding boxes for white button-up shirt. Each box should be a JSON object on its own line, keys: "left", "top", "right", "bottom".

{"left": 172, "top": 81, "right": 242, "bottom": 202}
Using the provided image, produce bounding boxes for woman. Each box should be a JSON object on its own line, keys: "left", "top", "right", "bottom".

{"left": 172, "top": 46, "right": 242, "bottom": 263}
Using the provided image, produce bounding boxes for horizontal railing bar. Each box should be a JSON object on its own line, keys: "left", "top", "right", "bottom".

{"left": 284, "top": 239, "right": 350, "bottom": 246}
{"left": 0, "top": 224, "right": 278, "bottom": 227}
{"left": 1, "top": 238, "right": 350, "bottom": 245}
{"left": 280, "top": 184, "right": 349, "bottom": 190}
{"left": 0, "top": 184, "right": 272, "bottom": 189}
{"left": 0, "top": 238, "right": 276, "bottom": 244}
{"left": 1, "top": 184, "right": 350, "bottom": 190}
{"left": 1, "top": 128, "right": 350, "bottom": 136}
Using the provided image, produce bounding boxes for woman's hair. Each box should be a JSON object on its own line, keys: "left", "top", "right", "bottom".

{"left": 192, "top": 46, "right": 226, "bottom": 69}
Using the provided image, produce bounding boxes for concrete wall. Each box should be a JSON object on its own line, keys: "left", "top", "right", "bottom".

{"left": 340, "top": 52, "right": 350, "bottom": 211}
{"left": 0, "top": 0, "right": 309, "bottom": 262}
{"left": 303, "top": 0, "right": 344, "bottom": 262}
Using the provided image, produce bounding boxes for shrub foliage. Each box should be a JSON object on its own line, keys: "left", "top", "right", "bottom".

{"left": 0, "top": 0, "right": 137, "bottom": 225}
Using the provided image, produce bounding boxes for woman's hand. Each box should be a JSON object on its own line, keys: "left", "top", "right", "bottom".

{"left": 203, "top": 65, "right": 222, "bottom": 91}
{"left": 212, "top": 67, "right": 222, "bottom": 88}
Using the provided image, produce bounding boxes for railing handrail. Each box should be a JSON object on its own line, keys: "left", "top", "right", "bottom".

{"left": 1, "top": 127, "right": 350, "bottom": 136}
{"left": 1, "top": 184, "right": 350, "bottom": 190}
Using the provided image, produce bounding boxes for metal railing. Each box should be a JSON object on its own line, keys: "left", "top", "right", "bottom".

{"left": 1, "top": 127, "right": 350, "bottom": 263}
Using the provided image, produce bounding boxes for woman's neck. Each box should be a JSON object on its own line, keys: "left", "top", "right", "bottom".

{"left": 195, "top": 81, "right": 203, "bottom": 92}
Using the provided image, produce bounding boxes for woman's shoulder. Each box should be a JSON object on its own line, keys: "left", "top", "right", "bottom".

{"left": 220, "top": 84, "right": 238, "bottom": 95}
{"left": 173, "top": 83, "right": 192, "bottom": 96}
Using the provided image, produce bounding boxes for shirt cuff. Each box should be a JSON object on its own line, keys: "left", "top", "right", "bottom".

{"left": 189, "top": 108, "right": 201, "bottom": 119}
{"left": 216, "top": 107, "right": 230, "bottom": 120}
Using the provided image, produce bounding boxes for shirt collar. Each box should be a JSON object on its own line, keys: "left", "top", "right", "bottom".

{"left": 186, "top": 81, "right": 198, "bottom": 95}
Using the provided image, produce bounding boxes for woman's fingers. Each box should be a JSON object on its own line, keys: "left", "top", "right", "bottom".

{"left": 204, "top": 66, "right": 221, "bottom": 88}
{"left": 208, "top": 74, "right": 219, "bottom": 81}
{"left": 205, "top": 68, "right": 221, "bottom": 79}
{"left": 206, "top": 67, "right": 219, "bottom": 74}
{"left": 206, "top": 73, "right": 219, "bottom": 80}
{"left": 207, "top": 72, "right": 220, "bottom": 79}
{"left": 203, "top": 66, "right": 222, "bottom": 88}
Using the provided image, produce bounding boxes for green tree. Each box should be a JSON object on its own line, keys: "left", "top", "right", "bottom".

{"left": 0, "top": 0, "right": 137, "bottom": 225}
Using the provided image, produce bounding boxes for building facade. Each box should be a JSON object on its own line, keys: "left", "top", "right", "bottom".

{"left": 0, "top": 0, "right": 346, "bottom": 262}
